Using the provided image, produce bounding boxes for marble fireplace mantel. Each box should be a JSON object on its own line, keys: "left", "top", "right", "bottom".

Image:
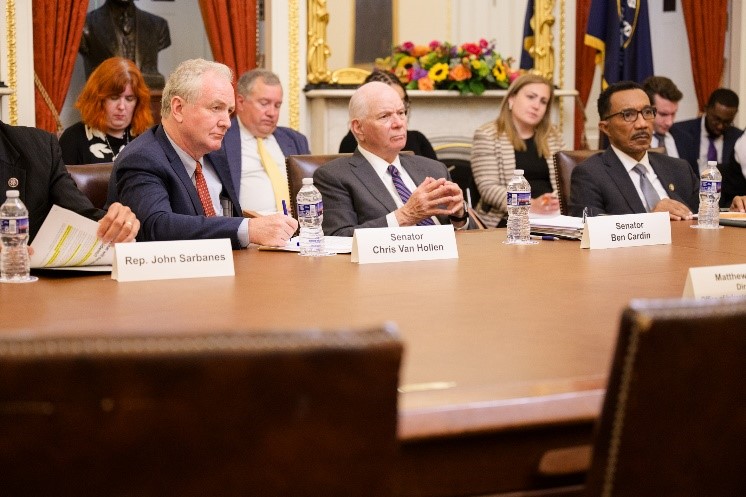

{"left": 305, "top": 88, "right": 579, "bottom": 155}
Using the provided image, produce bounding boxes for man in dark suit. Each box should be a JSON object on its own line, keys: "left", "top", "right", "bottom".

{"left": 80, "top": 0, "right": 171, "bottom": 89}
{"left": 0, "top": 120, "right": 138, "bottom": 244}
{"left": 112, "top": 59, "right": 297, "bottom": 249}
{"left": 314, "top": 82, "right": 469, "bottom": 236}
{"left": 669, "top": 89, "right": 742, "bottom": 196}
{"left": 570, "top": 81, "right": 698, "bottom": 220}
{"left": 223, "top": 69, "right": 310, "bottom": 215}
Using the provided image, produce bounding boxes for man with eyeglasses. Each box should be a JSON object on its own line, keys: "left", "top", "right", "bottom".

{"left": 314, "top": 82, "right": 471, "bottom": 236}
{"left": 569, "top": 81, "right": 698, "bottom": 220}
{"left": 670, "top": 88, "right": 742, "bottom": 172}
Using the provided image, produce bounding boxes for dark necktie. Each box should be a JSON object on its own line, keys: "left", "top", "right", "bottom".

{"left": 654, "top": 132, "right": 667, "bottom": 155}
{"left": 707, "top": 136, "right": 718, "bottom": 162}
{"left": 632, "top": 164, "right": 661, "bottom": 212}
{"left": 195, "top": 161, "right": 217, "bottom": 217}
{"left": 387, "top": 164, "right": 434, "bottom": 226}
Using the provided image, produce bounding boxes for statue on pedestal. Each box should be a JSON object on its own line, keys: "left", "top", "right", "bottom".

{"left": 79, "top": 0, "right": 171, "bottom": 90}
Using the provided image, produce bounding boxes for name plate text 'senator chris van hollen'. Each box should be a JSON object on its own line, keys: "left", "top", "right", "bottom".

{"left": 351, "top": 225, "right": 458, "bottom": 264}
{"left": 112, "top": 239, "right": 234, "bottom": 282}
{"left": 580, "top": 212, "right": 671, "bottom": 249}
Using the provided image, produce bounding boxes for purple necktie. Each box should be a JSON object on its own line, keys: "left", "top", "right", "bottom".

{"left": 707, "top": 136, "right": 718, "bottom": 162}
{"left": 387, "top": 164, "right": 435, "bottom": 226}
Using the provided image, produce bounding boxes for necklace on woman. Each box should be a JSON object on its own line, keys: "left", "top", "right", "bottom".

{"left": 105, "top": 129, "right": 130, "bottom": 161}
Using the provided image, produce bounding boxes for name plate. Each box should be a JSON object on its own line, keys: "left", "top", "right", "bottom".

{"left": 112, "top": 239, "right": 234, "bottom": 282}
{"left": 683, "top": 263, "right": 746, "bottom": 298}
{"left": 580, "top": 212, "right": 670, "bottom": 249}
{"left": 351, "top": 225, "right": 458, "bottom": 264}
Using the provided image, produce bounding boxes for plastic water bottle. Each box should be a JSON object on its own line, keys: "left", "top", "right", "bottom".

{"left": 296, "top": 178, "right": 325, "bottom": 256}
{"left": 695, "top": 160, "right": 722, "bottom": 229}
{"left": 1, "top": 190, "right": 37, "bottom": 283}
{"left": 504, "top": 170, "right": 536, "bottom": 245}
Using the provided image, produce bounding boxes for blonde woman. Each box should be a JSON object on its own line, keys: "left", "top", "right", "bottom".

{"left": 471, "top": 73, "right": 565, "bottom": 227}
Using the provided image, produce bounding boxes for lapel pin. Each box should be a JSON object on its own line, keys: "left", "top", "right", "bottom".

{"left": 668, "top": 183, "right": 675, "bottom": 192}
{"left": 8, "top": 177, "right": 19, "bottom": 188}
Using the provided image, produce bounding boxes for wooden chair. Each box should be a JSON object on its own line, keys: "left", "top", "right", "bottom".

{"left": 66, "top": 162, "right": 114, "bottom": 210}
{"left": 552, "top": 150, "right": 602, "bottom": 216}
{"left": 0, "top": 326, "right": 403, "bottom": 497}
{"left": 552, "top": 148, "right": 666, "bottom": 216}
{"left": 583, "top": 298, "right": 746, "bottom": 496}
{"left": 285, "top": 153, "right": 351, "bottom": 219}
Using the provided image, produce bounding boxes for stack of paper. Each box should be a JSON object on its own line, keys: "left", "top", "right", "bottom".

{"left": 529, "top": 213, "right": 585, "bottom": 240}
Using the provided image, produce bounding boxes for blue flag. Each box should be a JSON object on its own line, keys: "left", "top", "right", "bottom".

{"left": 520, "top": 0, "right": 535, "bottom": 70}
{"left": 585, "top": 0, "right": 654, "bottom": 88}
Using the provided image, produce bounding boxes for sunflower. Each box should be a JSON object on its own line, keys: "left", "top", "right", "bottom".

{"left": 492, "top": 62, "right": 507, "bottom": 82}
{"left": 428, "top": 63, "right": 449, "bottom": 82}
{"left": 397, "top": 56, "right": 417, "bottom": 71}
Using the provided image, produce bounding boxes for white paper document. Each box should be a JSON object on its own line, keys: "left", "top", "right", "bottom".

{"left": 29, "top": 205, "right": 113, "bottom": 270}
{"left": 258, "top": 236, "right": 353, "bottom": 254}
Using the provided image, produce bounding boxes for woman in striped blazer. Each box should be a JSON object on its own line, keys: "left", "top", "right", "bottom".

{"left": 471, "top": 73, "right": 565, "bottom": 227}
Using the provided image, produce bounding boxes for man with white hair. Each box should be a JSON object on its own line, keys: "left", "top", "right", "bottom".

{"left": 111, "top": 59, "right": 297, "bottom": 248}
{"left": 314, "top": 81, "right": 470, "bottom": 236}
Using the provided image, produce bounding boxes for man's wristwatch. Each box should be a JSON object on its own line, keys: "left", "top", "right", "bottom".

{"left": 448, "top": 201, "right": 469, "bottom": 222}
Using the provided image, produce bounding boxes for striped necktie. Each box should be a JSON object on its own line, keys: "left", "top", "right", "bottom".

{"left": 387, "top": 164, "right": 435, "bottom": 226}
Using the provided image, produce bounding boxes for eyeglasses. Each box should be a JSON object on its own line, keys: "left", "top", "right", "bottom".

{"left": 603, "top": 106, "right": 657, "bottom": 122}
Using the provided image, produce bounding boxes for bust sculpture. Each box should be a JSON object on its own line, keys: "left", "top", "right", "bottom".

{"left": 79, "top": 0, "right": 171, "bottom": 90}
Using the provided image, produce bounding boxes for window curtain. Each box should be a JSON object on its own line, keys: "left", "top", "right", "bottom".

{"left": 680, "top": 0, "right": 728, "bottom": 113}
{"left": 574, "top": 0, "right": 595, "bottom": 149}
{"left": 32, "top": 0, "right": 88, "bottom": 133}
{"left": 198, "top": 0, "right": 257, "bottom": 79}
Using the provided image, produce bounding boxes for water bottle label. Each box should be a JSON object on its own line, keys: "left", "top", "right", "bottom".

{"left": 0, "top": 216, "right": 28, "bottom": 235}
{"left": 297, "top": 201, "right": 323, "bottom": 218}
{"left": 507, "top": 191, "right": 531, "bottom": 207}
{"left": 700, "top": 180, "right": 721, "bottom": 194}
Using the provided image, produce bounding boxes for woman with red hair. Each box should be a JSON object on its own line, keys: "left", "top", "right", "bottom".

{"left": 60, "top": 57, "right": 153, "bottom": 164}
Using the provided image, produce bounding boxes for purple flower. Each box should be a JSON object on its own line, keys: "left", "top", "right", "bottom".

{"left": 411, "top": 67, "right": 428, "bottom": 81}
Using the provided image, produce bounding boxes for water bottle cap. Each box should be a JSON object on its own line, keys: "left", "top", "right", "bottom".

{"left": 514, "top": 169, "right": 524, "bottom": 176}
{"left": 707, "top": 161, "right": 717, "bottom": 167}
{"left": 5, "top": 190, "right": 19, "bottom": 198}
{"left": 302, "top": 178, "right": 314, "bottom": 185}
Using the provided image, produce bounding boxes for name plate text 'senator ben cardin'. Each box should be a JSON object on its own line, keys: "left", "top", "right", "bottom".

{"left": 684, "top": 263, "right": 746, "bottom": 298}
{"left": 351, "top": 225, "right": 458, "bottom": 264}
{"left": 112, "top": 238, "right": 234, "bottom": 281}
{"left": 581, "top": 212, "right": 671, "bottom": 249}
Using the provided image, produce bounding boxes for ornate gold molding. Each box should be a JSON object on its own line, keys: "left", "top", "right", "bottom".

{"left": 288, "top": 0, "right": 300, "bottom": 129}
{"left": 530, "top": 0, "right": 555, "bottom": 83}
{"left": 5, "top": 0, "right": 18, "bottom": 124}
{"left": 307, "top": 0, "right": 332, "bottom": 84}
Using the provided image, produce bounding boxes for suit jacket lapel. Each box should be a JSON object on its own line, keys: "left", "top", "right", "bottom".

{"left": 224, "top": 119, "right": 242, "bottom": 196}
{"left": 649, "top": 153, "right": 681, "bottom": 203}
{"left": 0, "top": 125, "right": 25, "bottom": 199}
{"left": 155, "top": 126, "right": 204, "bottom": 215}
{"left": 603, "top": 149, "right": 647, "bottom": 213}
{"left": 349, "top": 150, "right": 398, "bottom": 213}
{"left": 209, "top": 148, "right": 241, "bottom": 215}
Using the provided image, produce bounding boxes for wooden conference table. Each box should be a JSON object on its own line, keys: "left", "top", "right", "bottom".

{"left": 2, "top": 221, "right": 745, "bottom": 496}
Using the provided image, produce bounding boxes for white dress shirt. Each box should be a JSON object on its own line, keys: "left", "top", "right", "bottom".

{"left": 655, "top": 132, "right": 680, "bottom": 158}
{"left": 611, "top": 145, "right": 670, "bottom": 206}
{"left": 237, "top": 119, "right": 287, "bottom": 214}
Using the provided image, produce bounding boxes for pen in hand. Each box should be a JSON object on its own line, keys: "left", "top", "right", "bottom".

{"left": 282, "top": 199, "right": 288, "bottom": 216}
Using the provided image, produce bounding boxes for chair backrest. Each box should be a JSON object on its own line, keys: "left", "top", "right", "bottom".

{"left": 286, "top": 154, "right": 352, "bottom": 219}
{"left": 0, "top": 327, "right": 403, "bottom": 497}
{"left": 583, "top": 299, "right": 746, "bottom": 497}
{"left": 66, "top": 162, "right": 114, "bottom": 210}
{"left": 552, "top": 150, "right": 601, "bottom": 215}
{"left": 552, "top": 147, "right": 666, "bottom": 216}
{"left": 433, "top": 141, "right": 479, "bottom": 207}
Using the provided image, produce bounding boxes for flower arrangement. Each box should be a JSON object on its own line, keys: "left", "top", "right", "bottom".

{"left": 375, "top": 39, "right": 522, "bottom": 96}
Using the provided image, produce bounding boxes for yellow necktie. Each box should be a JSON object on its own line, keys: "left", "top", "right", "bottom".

{"left": 256, "top": 137, "right": 290, "bottom": 213}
